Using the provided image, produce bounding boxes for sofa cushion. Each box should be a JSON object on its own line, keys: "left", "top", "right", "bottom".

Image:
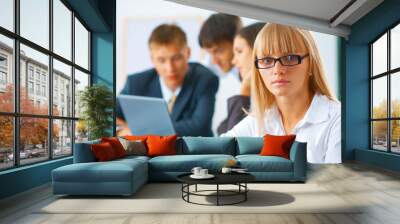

{"left": 236, "top": 137, "right": 263, "bottom": 155}
{"left": 178, "top": 137, "right": 235, "bottom": 155}
{"left": 52, "top": 158, "right": 147, "bottom": 183}
{"left": 236, "top": 155, "right": 293, "bottom": 172}
{"left": 148, "top": 154, "right": 235, "bottom": 172}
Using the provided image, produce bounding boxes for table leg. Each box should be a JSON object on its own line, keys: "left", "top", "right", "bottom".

{"left": 195, "top": 184, "right": 197, "bottom": 192}
{"left": 217, "top": 184, "right": 219, "bottom": 206}
{"left": 245, "top": 183, "right": 247, "bottom": 201}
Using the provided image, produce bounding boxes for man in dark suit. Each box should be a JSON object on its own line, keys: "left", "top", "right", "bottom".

{"left": 116, "top": 24, "right": 219, "bottom": 137}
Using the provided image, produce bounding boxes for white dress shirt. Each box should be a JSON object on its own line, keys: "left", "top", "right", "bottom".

{"left": 203, "top": 58, "right": 241, "bottom": 136}
{"left": 221, "top": 94, "right": 341, "bottom": 164}
{"left": 159, "top": 77, "right": 181, "bottom": 104}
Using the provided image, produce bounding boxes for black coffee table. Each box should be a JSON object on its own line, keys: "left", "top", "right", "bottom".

{"left": 177, "top": 172, "right": 255, "bottom": 206}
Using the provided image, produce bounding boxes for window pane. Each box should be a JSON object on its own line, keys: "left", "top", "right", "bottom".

{"left": 20, "top": 117, "right": 49, "bottom": 165}
{"left": 53, "top": 119, "right": 72, "bottom": 158}
{"left": 74, "top": 18, "right": 89, "bottom": 70}
{"left": 372, "top": 33, "right": 387, "bottom": 76}
{"left": 391, "top": 72, "right": 400, "bottom": 118}
{"left": 75, "top": 120, "right": 88, "bottom": 142}
{"left": 0, "top": 0, "right": 14, "bottom": 31}
{"left": 0, "top": 34, "right": 14, "bottom": 112}
{"left": 372, "top": 121, "right": 388, "bottom": 151}
{"left": 53, "top": 59, "right": 72, "bottom": 117}
{"left": 74, "top": 69, "right": 89, "bottom": 118}
{"left": 391, "top": 24, "right": 400, "bottom": 70}
{"left": 20, "top": 44, "right": 49, "bottom": 115}
{"left": 53, "top": 0, "right": 72, "bottom": 60}
{"left": 0, "top": 116, "right": 13, "bottom": 170}
{"left": 391, "top": 120, "right": 400, "bottom": 153}
{"left": 372, "top": 77, "right": 387, "bottom": 119}
{"left": 20, "top": 0, "right": 49, "bottom": 49}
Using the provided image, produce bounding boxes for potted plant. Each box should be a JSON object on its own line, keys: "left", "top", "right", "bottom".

{"left": 78, "top": 84, "right": 114, "bottom": 140}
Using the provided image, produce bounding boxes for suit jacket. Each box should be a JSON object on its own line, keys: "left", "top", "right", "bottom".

{"left": 116, "top": 62, "right": 219, "bottom": 137}
{"left": 217, "top": 95, "right": 250, "bottom": 135}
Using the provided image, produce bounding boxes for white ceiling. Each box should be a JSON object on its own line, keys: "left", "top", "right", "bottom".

{"left": 166, "top": 0, "right": 384, "bottom": 38}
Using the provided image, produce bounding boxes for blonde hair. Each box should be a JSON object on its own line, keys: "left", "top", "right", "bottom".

{"left": 250, "top": 23, "right": 336, "bottom": 134}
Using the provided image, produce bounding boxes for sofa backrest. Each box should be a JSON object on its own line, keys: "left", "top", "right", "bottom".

{"left": 73, "top": 139, "right": 101, "bottom": 163}
{"left": 235, "top": 137, "right": 263, "bottom": 155}
{"left": 177, "top": 137, "right": 236, "bottom": 155}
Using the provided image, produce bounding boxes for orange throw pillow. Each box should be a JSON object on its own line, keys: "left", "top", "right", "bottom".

{"left": 146, "top": 135, "right": 177, "bottom": 157}
{"left": 101, "top": 137, "right": 126, "bottom": 158}
{"left": 260, "top": 134, "right": 296, "bottom": 159}
{"left": 91, "top": 142, "right": 117, "bottom": 161}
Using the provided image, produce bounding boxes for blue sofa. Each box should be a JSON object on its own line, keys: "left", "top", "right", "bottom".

{"left": 52, "top": 137, "right": 307, "bottom": 196}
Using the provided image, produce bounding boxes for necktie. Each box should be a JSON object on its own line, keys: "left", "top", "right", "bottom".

{"left": 167, "top": 94, "right": 177, "bottom": 113}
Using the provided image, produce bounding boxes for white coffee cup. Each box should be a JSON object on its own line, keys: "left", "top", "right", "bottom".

{"left": 200, "top": 169, "right": 208, "bottom": 176}
{"left": 221, "top": 167, "right": 232, "bottom": 174}
{"left": 191, "top": 167, "right": 202, "bottom": 176}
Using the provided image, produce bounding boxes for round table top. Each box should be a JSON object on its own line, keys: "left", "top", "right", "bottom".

{"left": 177, "top": 172, "right": 255, "bottom": 185}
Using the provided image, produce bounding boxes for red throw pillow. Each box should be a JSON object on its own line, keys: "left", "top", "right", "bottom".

{"left": 91, "top": 142, "right": 117, "bottom": 161}
{"left": 146, "top": 135, "right": 177, "bottom": 157}
{"left": 260, "top": 134, "right": 296, "bottom": 159}
{"left": 101, "top": 137, "right": 127, "bottom": 158}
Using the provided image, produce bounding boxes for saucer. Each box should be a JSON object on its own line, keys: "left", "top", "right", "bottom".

{"left": 190, "top": 174, "right": 215, "bottom": 179}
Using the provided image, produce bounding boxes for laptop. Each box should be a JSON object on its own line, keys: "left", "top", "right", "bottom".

{"left": 117, "top": 94, "right": 176, "bottom": 135}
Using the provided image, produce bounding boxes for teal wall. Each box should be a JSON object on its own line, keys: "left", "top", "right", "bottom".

{"left": 345, "top": 0, "right": 400, "bottom": 171}
{"left": 0, "top": 0, "right": 116, "bottom": 200}
{"left": 0, "top": 158, "right": 72, "bottom": 199}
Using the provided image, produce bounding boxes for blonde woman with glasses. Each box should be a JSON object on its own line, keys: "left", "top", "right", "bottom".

{"left": 222, "top": 23, "right": 341, "bottom": 164}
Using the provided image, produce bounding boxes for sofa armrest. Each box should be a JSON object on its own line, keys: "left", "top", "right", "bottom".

{"left": 73, "top": 140, "right": 100, "bottom": 163}
{"left": 289, "top": 141, "right": 307, "bottom": 181}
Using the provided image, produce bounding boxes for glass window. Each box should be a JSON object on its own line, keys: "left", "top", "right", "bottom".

{"left": 0, "top": 34, "right": 13, "bottom": 113}
{"left": 42, "top": 85, "right": 46, "bottom": 96}
{"left": 372, "top": 34, "right": 387, "bottom": 76}
{"left": 0, "top": 54, "right": 7, "bottom": 67}
{"left": 20, "top": 0, "right": 49, "bottom": 49}
{"left": 372, "top": 77, "right": 387, "bottom": 119}
{"left": 372, "top": 121, "right": 388, "bottom": 151}
{"left": 53, "top": 59, "right": 72, "bottom": 117}
{"left": 74, "top": 69, "right": 89, "bottom": 118}
{"left": 0, "top": 116, "right": 13, "bottom": 170}
{"left": 53, "top": 0, "right": 72, "bottom": 60}
{"left": 20, "top": 44, "right": 49, "bottom": 115}
{"left": 19, "top": 117, "right": 49, "bottom": 165}
{"left": 75, "top": 120, "right": 88, "bottom": 143}
{"left": 74, "top": 18, "right": 89, "bottom": 70}
{"left": 36, "top": 84, "right": 40, "bottom": 95}
{"left": 28, "top": 81, "right": 34, "bottom": 94}
{"left": 28, "top": 67, "right": 34, "bottom": 79}
{"left": 391, "top": 24, "right": 400, "bottom": 70}
{"left": 53, "top": 119, "right": 72, "bottom": 158}
{"left": 0, "top": 0, "right": 14, "bottom": 31}
{"left": 0, "top": 0, "right": 92, "bottom": 170}
{"left": 391, "top": 72, "right": 400, "bottom": 118}
{"left": 391, "top": 120, "right": 400, "bottom": 153}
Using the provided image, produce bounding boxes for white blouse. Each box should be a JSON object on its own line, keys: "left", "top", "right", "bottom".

{"left": 221, "top": 94, "right": 341, "bottom": 164}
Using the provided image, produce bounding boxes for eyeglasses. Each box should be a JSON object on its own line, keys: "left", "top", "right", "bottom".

{"left": 254, "top": 54, "right": 309, "bottom": 69}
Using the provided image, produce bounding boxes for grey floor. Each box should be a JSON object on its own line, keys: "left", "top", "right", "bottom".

{"left": 0, "top": 162, "right": 400, "bottom": 224}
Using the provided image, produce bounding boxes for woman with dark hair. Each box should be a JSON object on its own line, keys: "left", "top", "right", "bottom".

{"left": 217, "top": 22, "right": 265, "bottom": 135}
